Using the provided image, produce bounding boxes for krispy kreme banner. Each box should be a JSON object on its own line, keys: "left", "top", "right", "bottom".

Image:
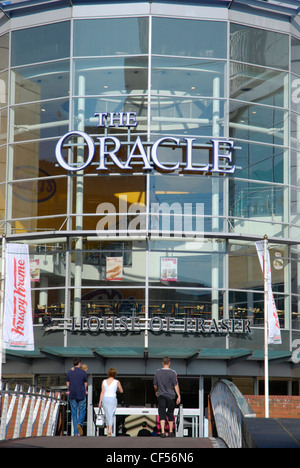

{"left": 3, "top": 243, "right": 34, "bottom": 351}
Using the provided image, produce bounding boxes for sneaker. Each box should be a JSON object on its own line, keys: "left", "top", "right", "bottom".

{"left": 77, "top": 424, "right": 83, "bottom": 436}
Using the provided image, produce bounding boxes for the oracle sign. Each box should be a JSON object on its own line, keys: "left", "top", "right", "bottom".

{"left": 55, "top": 111, "right": 236, "bottom": 174}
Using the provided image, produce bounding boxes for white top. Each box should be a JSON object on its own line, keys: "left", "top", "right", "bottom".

{"left": 103, "top": 379, "right": 118, "bottom": 397}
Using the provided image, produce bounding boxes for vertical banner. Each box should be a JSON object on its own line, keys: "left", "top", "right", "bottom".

{"left": 255, "top": 240, "right": 281, "bottom": 344}
{"left": 3, "top": 243, "right": 34, "bottom": 351}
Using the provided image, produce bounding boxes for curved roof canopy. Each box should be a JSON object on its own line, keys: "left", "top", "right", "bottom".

{"left": 0, "top": 0, "right": 299, "bottom": 21}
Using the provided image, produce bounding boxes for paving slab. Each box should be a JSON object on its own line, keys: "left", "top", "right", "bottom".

{"left": 0, "top": 436, "right": 218, "bottom": 449}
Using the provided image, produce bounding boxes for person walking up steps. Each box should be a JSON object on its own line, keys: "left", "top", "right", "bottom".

{"left": 153, "top": 356, "right": 181, "bottom": 438}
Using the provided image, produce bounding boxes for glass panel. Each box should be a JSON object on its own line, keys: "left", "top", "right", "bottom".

{"left": 0, "top": 70, "right": 8, "bottom": 107}
{"left": 149, "top": 239, "right": 224, "bottom": 288}
{"left": 74, "top": 57, "right": 148, "bottom": 96}
{"left": 71, "top": 175, "right": 146, "bottom": 232}
{"left": 150, "top": 174, "right": 224, "bottom": 233}
{"left": 73, "top": 287, "right": 145, "bottom": 318}
{"left": 0, "top": 33, "right": 9, "bottom": 72}
{"left": 291, "top": 36, "right": 300, "bottom": 77}
{"left": 0, "top": 108, "right": 7, "bottom": 145}
{"left": 151, "top": 96, "right": 225, "bottom": 136}
{"left": 229, "top": 241, "right": 287, "bottom": 292}
{"left": 229, "top": 101, "right": 288, "bottom": 145}
{"left": 11, "top": 99, "right": 69, "bottom": 142}
{"left": 230, "top": 63, "right": 287, "bottom": 107}
{"left": 291, "top": 74, "right": 300, "bottom": 114}
{"left": 229, "top": 291, "right": 285, "bottom": 328}
{"left": 73, "top": 17, "right": 149, "bottom": 56}
{"left": 149, "top": 288, "right": 224, "bottom": 320}
{"left": 229, "top": 179, "right": 285, "bottom": 221}
{"left": 12, "top": 61, "right": 70, "bottom": 104}
{"left": 11, "top": 176, "right": 67, "bottom": 219}
{"left": 152, "top": 18, "right": 227, "bottom": 58}
{"left": 152, "top": 57, "right": 225, "bottom": 98}
{"left": 0, "top": 183, "right": 5, "bottom": 222}
{"left": 233, "top": 141, "right": 285, "bottom": 183}
{"left": 12, "top": 22, "right": 70, "bottom": 66}
{"left": 291, "top": 150, "right": 300, "bottom": 187}
{"left": 11, "top": 216, "right": 68, "bottom": 234}
{"left": 69, "top": 241, "right": 145, "bottom": 287}
{"left": 12, "top": 140, "right": 65, "bottom": 180}
{"left": 0, "top": 147, "right": 6, "bottom": 183}
{"left": 230, "top": 23, "right": 289, "bottom": 70}
{"left": 291, "top": 112, "right": 300, "bottom": 150}
{"left": 291, "top": 187, "right": 300, "bottom": 225}
{"left": 72, "top": 96, "right": 147, "bottom": 136}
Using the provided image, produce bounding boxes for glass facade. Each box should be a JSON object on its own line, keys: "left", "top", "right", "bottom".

{"left": 0, "top": 3, "right": 300, "bottom": 357}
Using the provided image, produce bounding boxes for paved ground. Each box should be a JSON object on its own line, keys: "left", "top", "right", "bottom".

{"left": 0, "top": 436, "right": 222, "bottom": 449}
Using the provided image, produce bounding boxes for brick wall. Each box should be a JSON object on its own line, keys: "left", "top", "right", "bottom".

{"left": 245, "top": 395, "right": 300, "bottom": 418}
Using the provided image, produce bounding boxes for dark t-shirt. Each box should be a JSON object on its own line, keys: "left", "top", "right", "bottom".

{"left": 153, "top": 368, "right": 178, "bottom": 399}
{"left": 67, "top": 367, "right": 88, "bottom": 400}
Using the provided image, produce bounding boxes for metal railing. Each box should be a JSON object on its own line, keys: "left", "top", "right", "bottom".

{"left": 0, "top": 382, "right": 66, "bottom": 440}
{"left": 209, "top": 379, "right": 256, "bottom": 448}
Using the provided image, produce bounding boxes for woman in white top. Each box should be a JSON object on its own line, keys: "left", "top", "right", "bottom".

{"left": 99, "top": 368, "right": 123, "bottom": 436}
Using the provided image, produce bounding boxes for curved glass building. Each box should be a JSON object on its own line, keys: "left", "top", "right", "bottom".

{"left": 1, "top": 0, "right": 300, "bottom": 435}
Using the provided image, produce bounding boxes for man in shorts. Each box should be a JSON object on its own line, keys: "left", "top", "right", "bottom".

{"left": 153, "top": 356, "right": 181, "bottom": 437}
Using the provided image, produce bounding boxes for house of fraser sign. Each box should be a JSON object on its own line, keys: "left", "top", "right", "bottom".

{"left": 55, "top": 111, "right": 236, "bottom": 174}
{"left": 53, "top": 111, "right": 248, "bottom": 335}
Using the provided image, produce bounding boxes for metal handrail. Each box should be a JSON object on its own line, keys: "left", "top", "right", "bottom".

{"left": 209, "top": 379, "right": 256, "bottom": 448}
{"left": 0, "top": 382, "right": 66, "bottom": 440}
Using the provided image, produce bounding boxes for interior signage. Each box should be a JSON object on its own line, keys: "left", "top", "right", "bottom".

{"left": 55, "top": 111, "right": 236, "bottom": 174}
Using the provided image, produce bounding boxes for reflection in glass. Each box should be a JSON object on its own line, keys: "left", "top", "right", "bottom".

{"left": 229, "top": 179, "right": 284, "bottom": 221}
{"left": 11, "top": 176, "right": 67, "bottom": 219}
{"left": 230, "top": 63, "right": 287, "bottom": 107}
{"left": 0, "top": 71, "right": 8, "bottom": 107}
{"left": 72, "top": 287, "right": 145, "bottom": 318}
{"left": 12, "top": 22, "right": 70, "bottom": 67}
{"left": 230, "top": 23, "right": 288, "bottom": 70}
{"left": 72, "top": 96, "right": 148, "bottom": 135}
{"left": 151, "top": 96, "right": 225, "bottom": 136}
{"left": 11, "top": 99, "right": 69, "bottom": 142}
{"left": 12, "top": 61, "right": 70, "bottom": 104}
{"left": 149, "top": 249, "right": 224, "bottom": 288}
{"left": 73, "top": 17, "right": 149, "bottom": 56}
{"left": 229, "top": 101, "right": 288, "bottom": 145}
{"left": 0, "top": 108, "right": 7, "bottom": 145}
{"left": 12, "top": 140, "right": 64, "bottom": 179}
{"left": 149, "top": 288, "right": 224, "bottom": 320}
{"left": 229, "top": 291, "right": 285, "bottom": 328}
{"left": 291, "top": 112, "right": 300, "bottom": 150}
{"left": 0, "top": 33, "right": 9, "bottom": 72}
{"left": 150, "top": 174, "right": 224, "bottom": 233}
{"left": 152, "top": 18, "right": 226, "bottom": 58}
{"left": 291, "top": 74, "right": 300, "bottom": 114}
{"left": 291, "top": 36, "right": 300, "bottom": 77}
{"left": 233, "top": 141, "right": 285, "bottom": 183}
{"left": 152, "top": 57, "right": 225, "bottom": 98}
{"left": 74, "top": 57, "right": 148, "bottom": 96}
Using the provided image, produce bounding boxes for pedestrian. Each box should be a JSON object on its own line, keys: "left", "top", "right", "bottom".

{"left": 153, "top": 356, "right": 181, "bottom": 438}
{"left": 66, "top": 357, "right": 88, "bottom": 436}
{"left": 98, "top": 367, "right": 123, "bottom": 437}
{"left": 137, "top": 421, "right": 152, "bottom": 437}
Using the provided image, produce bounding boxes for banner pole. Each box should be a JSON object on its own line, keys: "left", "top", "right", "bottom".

{"left": 0, "top": 234, "right": 6, "bottom": 390}
{"left": 263, "top": 235, "right": 269, "bottom": 418}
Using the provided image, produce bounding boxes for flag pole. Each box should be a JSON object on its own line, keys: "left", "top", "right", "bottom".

{"left": 0, "top": 234, "right": 6, "bottom": 390}
{"left": 263, "top": 234, "right": 269, "bottom": 418}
